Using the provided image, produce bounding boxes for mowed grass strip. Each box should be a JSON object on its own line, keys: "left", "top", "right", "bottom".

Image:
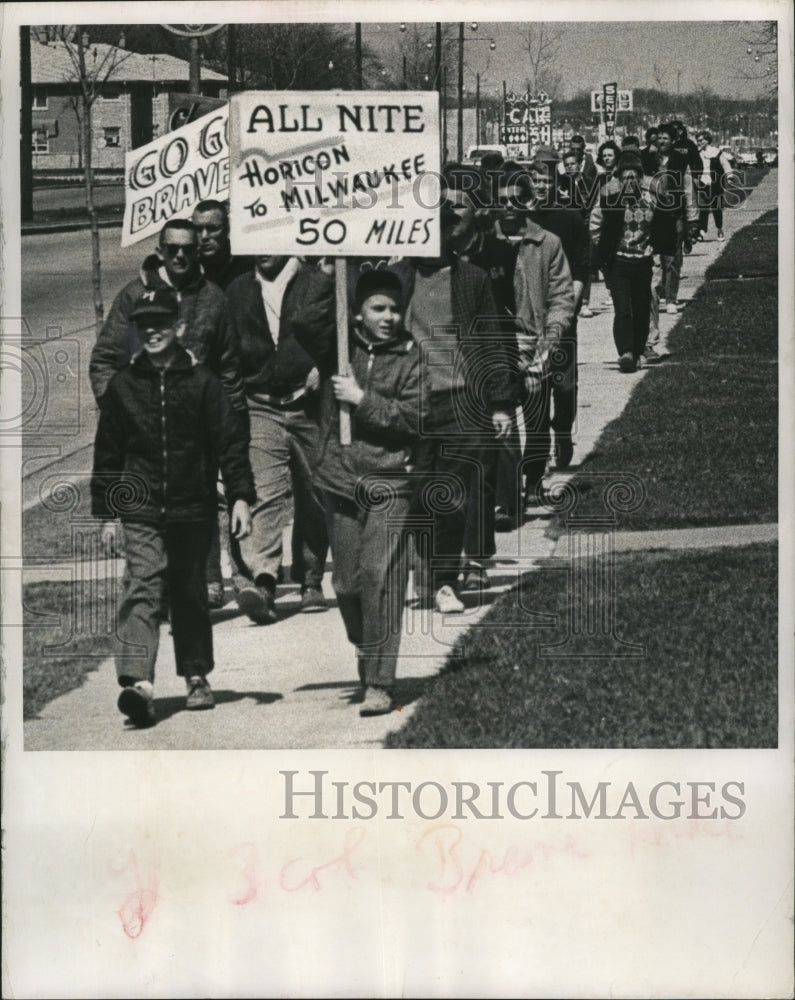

{"left": 553, "top": 216, "right": 777, "bottom": 531}
{"left": 23, "top": 579, "right": 129, "bottom": 719}
{"left": 704, "top": 209, "right": 778, "bottom": 280}
{"left": 386, "top": 543, "right": 777, "bottom": 749}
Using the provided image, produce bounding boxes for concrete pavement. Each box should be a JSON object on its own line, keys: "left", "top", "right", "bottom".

{"left": 22, "top": 171, "right": 778, "bottom": 750}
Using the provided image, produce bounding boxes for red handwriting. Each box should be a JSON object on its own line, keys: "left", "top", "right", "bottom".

{"left": 415, "top": 823, "right": 588, "bottom": 894}
{"left": 113, "top": 851, "right": 158, "bottom": 939}
{"left": 227, "top": 842, "right": 259, "bottom": 906}
{"left": 279, "top": 826, "right": 366, "bottom": 892}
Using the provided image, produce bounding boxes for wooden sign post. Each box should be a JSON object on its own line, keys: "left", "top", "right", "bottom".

{"left": 335, "top": 259, "right": 351, "bottom": 445}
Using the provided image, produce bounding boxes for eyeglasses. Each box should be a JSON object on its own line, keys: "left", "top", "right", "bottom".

{"left": 162, "top": 242, "right": 198, "bottom": 257}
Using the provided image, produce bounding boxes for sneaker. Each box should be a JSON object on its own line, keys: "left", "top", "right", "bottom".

{"left": 300, "top": 585, "right": 327, "bottom": 613}
{"left": 359, "top": 686, "right": 394, "bottom": 717}
{"left": 434, "top": 585, "right": 465, "bottom": 614}
{"left": 118, "top": 681, "right": 156, "bottom": 728}
{"left": 579, "top": 304, "right": 594, "bottom": 318}
{"left": 618, "top": 352, "right": 636, "bottom": 373}
{"left": 717, "top": 230, "right": 725, "bottom": 241}
{"left": 186, "top": 675, "right": 214, "bottom": 711}
{"left": 555, "top": 437, "right": 574, "bottom": 469}
{"left": 461, "top": 568, "right": 490, "bottom": 592}
{"left": 207, "top": 582, "right": 225, "bottom": 609}
{"left": 237, "top": 583, "right": 277, "bottom": 625}
{"left": 666, "top": 303, "right": 679, "bottom": 315}
{"left": 643, "top": 345, "right": 663, "bottom": 364}
{"left": 494, "top": 507, "right": 516, "bottom": 532}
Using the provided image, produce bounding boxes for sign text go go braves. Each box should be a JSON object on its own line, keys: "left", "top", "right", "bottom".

{"left": 229, "top": 91, "right": 441, "bottom": 257}
{"left": 122, "top": 109, "right": 228, "bottom": 246}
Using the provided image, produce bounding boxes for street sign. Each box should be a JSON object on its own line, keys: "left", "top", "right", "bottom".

{"left": 121, "top": 107, "right": 229, "bottom": 246}
{"left": 228, "top": 91, "right": 441, "bottom": 257}
{"left": 591, "top": 89, "right": 633, "bottom": 112}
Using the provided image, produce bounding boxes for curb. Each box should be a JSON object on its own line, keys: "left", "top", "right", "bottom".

{"left": 22, "top": 218, "right": 123, "bottom": 236}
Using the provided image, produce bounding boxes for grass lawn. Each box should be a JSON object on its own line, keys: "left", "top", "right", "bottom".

{"left": 704, "top": 208, "right": 778, "bottom": 280}
{"left": 387, "top": 542, "right": 777, "bottom": 749}
{"left": 550, "top": 213, "right": 777, "bottom": 532}
{"left": 23, "top": 578, "right": 128, "bottom": 719}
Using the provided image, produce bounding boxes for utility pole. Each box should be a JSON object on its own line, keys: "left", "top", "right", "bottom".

{"left": 476, "top": 72, "right": 481, "bottom": 146}
{"left": 435, "top": 22, "right": 442, "bottom": 95}
{"left": 189, "top": 36, "right": 201, "bottom": 94}
{"left": 457, "top": 22, "right": 464, "bottom": 160}
{"left": 355, "top": 23, "right": 362, "bottom": 87}
{"left": 20, "top": 25, "right": 33, "bottom": 222}
{"left": 227, "top": 24, "right": 237, "bottom": 93}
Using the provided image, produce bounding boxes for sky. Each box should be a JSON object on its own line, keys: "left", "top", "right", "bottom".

{"left": 362, "top": 20, "right": 773, "bottom": 102}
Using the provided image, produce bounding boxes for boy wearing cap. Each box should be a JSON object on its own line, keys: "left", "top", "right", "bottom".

{"left": 295, "top": 269, "right": 424, "bottom": 717}
{"left": 91, "top": 288, "right": 255, "bottom": 727}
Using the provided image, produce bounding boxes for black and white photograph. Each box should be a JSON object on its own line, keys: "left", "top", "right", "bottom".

{"left": 2, "top": 1, "right": 793, "bottom": 996}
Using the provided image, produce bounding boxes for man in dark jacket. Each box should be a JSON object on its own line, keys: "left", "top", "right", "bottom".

{"left": 646, "top": 123, "right": 699, "bottom": 314}
{"left": 90, "top": 218, "right": 248, "bottom": 609}
{"left": 527, "top": 161, "right": 589, "bottom": 469}
{"left": 91, "top": 288, "right": 255, "bottom": 727}
{"left": 391, "top": 198, "right": 515, "bottom": 611}
{"left": 191, "top": 200, "right": 254, "bottom": 290}
{"left": 224, "top": 257, "right": 332, "bottom": 622}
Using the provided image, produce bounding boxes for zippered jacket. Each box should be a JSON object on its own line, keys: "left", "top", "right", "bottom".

{"left": 294, "top": 316, "right": 425, "bottom": 502}
{"left": 90, "top": 255, "right": 248, "bottom": 431}
{"left": 91, "top": 346, "right": 256, "bottom": 524}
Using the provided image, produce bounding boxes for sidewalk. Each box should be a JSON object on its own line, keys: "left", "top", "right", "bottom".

{"left": 23, "top": 172, "right": 778, "bottom": 751}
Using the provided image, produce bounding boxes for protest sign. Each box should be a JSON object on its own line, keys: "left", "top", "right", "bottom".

{"left": 228, "top": 91, "right": 441, "bottom": 257}
{"left": 121, "top": 108, "right": 229, "bottom": 247}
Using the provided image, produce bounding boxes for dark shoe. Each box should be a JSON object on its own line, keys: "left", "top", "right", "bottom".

{"left": 359, "top": 686, "right": 394, "bottom": 717}
{"left": 555, "top": 437, "right": 574, "bottom": 469}
{"left": 207, "top": 582, "right": 225, "bottom": 609}
{"left": 494, "top": 507, "right": 516, "bottom": 532}
{"left": 237, "top": 583, "right": 277, "bottom": 625}
{"left": 618, "top": 352, "right": 637, "bottom": 373}
{"left": 118, "top": 682, "right": 156, "bottom": 728}
{"left": 300, "top": 585, "right": 328, "bottom": 613}
{"left": 461, "top": 568, "right": 491, "bottom": 592}
{"left": 186, "top": 675, "right": 214, "bottom": 711}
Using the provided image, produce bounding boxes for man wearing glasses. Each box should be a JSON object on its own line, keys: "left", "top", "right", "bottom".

{"left": 90, "top": 219, "right": 248, "bottom": 608}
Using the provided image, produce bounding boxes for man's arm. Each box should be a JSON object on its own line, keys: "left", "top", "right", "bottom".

{"left": 291, "top": 267, "right": 337, "bottom": 372}
{"left": 90, "top": 382, "right": 127, "bottom": 519}
{"left": 89, "top": 283, "right": 138, "bottom": 404}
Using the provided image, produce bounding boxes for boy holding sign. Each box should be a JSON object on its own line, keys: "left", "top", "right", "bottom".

{"left": 295, "top": 268, "right": 424, "bottom": 717}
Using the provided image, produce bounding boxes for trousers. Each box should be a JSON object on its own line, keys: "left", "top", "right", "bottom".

{"left": 117, "top": 521, "right": 213, "bottom": 685}
{"left": 608, "top": 256, "right": 653, "bottom": 358}
{"left": 230, "top": 400, "right": 328, "bottom": 589}
{"left": 322, "top": 491, "right": 411, "bottom": 690}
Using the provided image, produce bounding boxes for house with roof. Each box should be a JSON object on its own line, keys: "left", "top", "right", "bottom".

{"left": 30, "top": 35, "right": 227, "bottom": 171}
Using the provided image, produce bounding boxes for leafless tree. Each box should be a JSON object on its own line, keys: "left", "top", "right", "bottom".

{"left": 519, "top": 25, "right": 563, "bottom": 100}
{"left": 742, "top": 21, "right": 777, "bottom": 103}
{"left": 57, "top": 27, "right": 131, "bottom": 333}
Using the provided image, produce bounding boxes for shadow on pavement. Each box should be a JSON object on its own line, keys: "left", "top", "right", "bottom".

{"left": 146, "top": 689, "right": 284, "bottom": 723}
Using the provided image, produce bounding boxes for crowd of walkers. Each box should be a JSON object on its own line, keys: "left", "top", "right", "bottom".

{"left": 89, "top": 117, "right": 735, "bottom": 726}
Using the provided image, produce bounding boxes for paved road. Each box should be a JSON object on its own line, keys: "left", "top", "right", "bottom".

{"left": 19, "top": 228, "right": 158, "bottom": 507}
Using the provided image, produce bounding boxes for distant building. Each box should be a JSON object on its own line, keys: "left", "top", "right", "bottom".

{"left": 30, "top": 37, "right": 227, "bottom": 171}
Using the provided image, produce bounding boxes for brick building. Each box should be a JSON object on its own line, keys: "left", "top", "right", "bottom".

{"left": 30, "top": 38, "right": 226, "bottom": 171}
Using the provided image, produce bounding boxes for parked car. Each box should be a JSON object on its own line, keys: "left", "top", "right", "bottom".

{"left": 762, "top": 147, "right": 778, "bottom": 166}
{"left": 464, "top": 144, "right": 508, "bottom": 166}
{"left": 735, "top": 148, "right": 758, "bottom": 167}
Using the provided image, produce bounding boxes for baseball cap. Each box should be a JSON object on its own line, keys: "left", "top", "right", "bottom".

{"left": 129, "top": 288, "right": 179, "bottom": 320}
{"left": 354, "top": 269, "right": 404, "bottom": 310}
